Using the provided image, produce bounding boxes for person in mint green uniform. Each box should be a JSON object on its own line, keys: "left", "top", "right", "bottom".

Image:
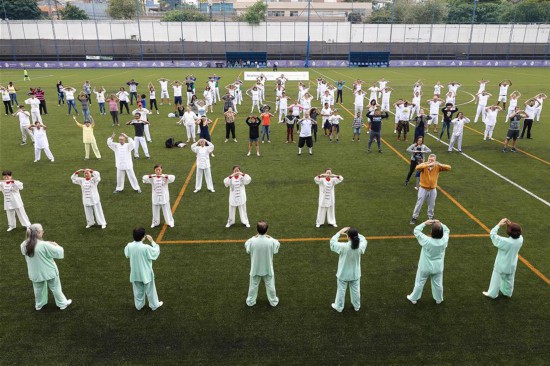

{"left": 20, "top": 223, "right": 72, "bottom": 311}
{"left": 124, "top": 227, "right": 163, "bottom": 311}
{"left": 330, "top": 227, "right": 368, "bottom": 312}
{"left": 245, "top": 221, "right": 280, "bottom": 307}
{"left": 483, "top": 218, "right": 523, "bottom": 299}
{"left": 407, "top": 220, "right": 449, "bottom": 305}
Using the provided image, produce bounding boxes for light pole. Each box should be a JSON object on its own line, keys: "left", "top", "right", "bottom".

{"left": 305, "top": 0, "right": 311, "bottom": 67}
{"left": 388, "top": 0, "right": 395, "bottom": 53}
{"left": 135, "top": 0, "right": 144, "bottom": 60}
{"left": 222, "top": 0, "right": 227, "bottom": 53}
{"left": 466, "top": 0, "right": 478, "bottom": 59}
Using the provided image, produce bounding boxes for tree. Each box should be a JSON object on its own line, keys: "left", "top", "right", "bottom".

{"left": 60, "top": 3, "right": 89, "bottom": 20}
{"left": 0, "top": 0, "right": 42, "bottom": 20}
{"left": 500, "top": 0, "right": 550, "bottom": 23}
{"left": 403, "top": 0, "right": 448, "bottom": 24}
{"left": 107, "top": 0, "right": 141, "bottom": 20}
{"left": 347, "top": 11, "right": 363, "bottom": 24}
{"left": 236, "top": 0, "right": 267, "bottom": 25}
{"left": 161, "top": 5, "right": 209, "bottom": 22}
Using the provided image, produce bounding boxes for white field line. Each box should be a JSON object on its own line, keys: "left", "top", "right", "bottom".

{"left": 311, "top": 68, "right": 550, "bottom": 208}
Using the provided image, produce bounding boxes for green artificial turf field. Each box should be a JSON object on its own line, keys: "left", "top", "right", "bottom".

{"left": 0, "top": 67, "right": 549, "bottom": 364}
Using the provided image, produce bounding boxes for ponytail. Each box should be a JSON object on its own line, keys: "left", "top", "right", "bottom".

{"left": 348, "top": 228, "right": 360, "bottom": 250}
{"left": 25, "top": 224, "right": 43, "bottom": 257}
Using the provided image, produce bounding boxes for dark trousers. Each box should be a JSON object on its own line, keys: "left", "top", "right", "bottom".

{"left": 286, "top": 124, "right": 295, "bottom": 141}
{"left": 110, "top": 111, "right": 119, "bottom": 125}
{"left": 39, "top": 100, "right": 47, "bottom": 115}
{"left": 336, "top": 90, "right": 343, "bottom": 103}
{"left": 520, "top": 119, "right": 533, "bottom": 138}
{"left": 406, "top": 160, "right": 418, "bottom": 182}
{"left": 439, "top": 120, "right": 451, "bottom": 140}
{"left": 130, "top": 92, "right": 138, "bottom": 105}
{"left": 119, "top": 101, "right": 129, "bottom": 114}
{"left": 368, "top": 131, "right": 381, "bottom": 150}
{"left": 150, "top": 99, "right": 158, "bottom": 111}
{"left": 225, "top": 123, "right": 236, "bottom": 139}
{"left": 312, "top": 124, "right": 318, "bottom": 142}
{"left": 3, "top": 100, "right": 13, "bottom": 114}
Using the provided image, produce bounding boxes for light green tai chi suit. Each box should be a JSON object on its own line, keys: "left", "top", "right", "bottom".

{"left": 409, "top": 223, "right": 450, "bottom": 303}
{"left": 20, "top": 240, "right": 70, "bottom": 310}
{"left": 245, "top": 234, "right": 280, "bottom": 307}
{"left": 485, "top": 225, "right": 523, "bottom": 298}
{"left": 330, "top": 233, "right": 368, "bottom": 312}
{"left": 124, "top": 240, "right": 161, "bottom": 310}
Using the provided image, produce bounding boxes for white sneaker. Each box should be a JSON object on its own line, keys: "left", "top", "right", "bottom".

{"left": 209, "top": 189, "right": 215, "bottom": 193}
{"left": 331, "top": 303, "right": 342, "bottom": 313}
{"left": 394, "top": 129, "right": 397, "bottom": 133}
{"left": 482, "top": 291, "right": 494, "bottom": 298}
{"left": 247, "top": 152, "right": 251, "bottom": 156}
{"left": 225, "top": 223, "right": 232, "bottom": 228}
{"left": 86, "top": 225, "right": 92, "bottom": 229}
{"left": 60, "top": 299, "right": 72, "bottom": 310}
{"left": 233, "top": 139, "right": 237, "bottom": 142}
{"left": 50, "top": 159, "right": 54, "bottom": 162}
{"left": 101, "top": 225, "right": 106, "bottom": 229}
{"left": 152, "top": 301, "right": 163, "bottom": 311}
{"left": 332, "top": 224, "right": 338, "bottom": 228}
{"left": 6, "top": 226, "right": 15, "bottom": 232}
{"left": 151, "top": 224, "right": 157, "bottom": 228}
{"left": 257, "top": 152, "right": 260, "bottom": 156}
{"left": 245, "top": 224, "right": 250, "bottom": 228}
{"left": 193, "top": 189, "right": 200, "bottom": 193}
{"left": 436, "top": 300, "right": 442, "bottom": 304}
{"left": 406, "top": 295, "right": 417, "bottom": 304}
{"left": 224, "top": 139, "right": 228, "bottom": 143}
{"left": 315, "top": 224, "right": 320, "bottom": 228}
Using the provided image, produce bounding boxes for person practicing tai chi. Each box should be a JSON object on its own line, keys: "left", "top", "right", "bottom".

{"left": 245, "top": 221, "right": 280, "bottom": 307}
{"left": 405, "top": 136, "right": 431, "bottom": 186}
{"left": 297, "top": 113, "right": 315, "bottom": 155}
{"left": 191, "top": 139, "right": 215, "bottom": 193}
{"left": 483, "top": 218, "right": 523, "bottom": 299}
{"left": 329, "top": 227, "right": 368, "bottom": 312}
{"left": 178, "top": 106, "right": 198, "bottom": 143}
{"left": 533, "top": 93, "right": 547, "bottom": 122}
{"left": 483, "top": 105, "right": 503, "bottom": 140}
{"left": 142, "top": 164, "right": 175, "bottom": 229}
{"left": 427, "top": 96, "right": 443, "bottom": 133}
{"left": 410, "top": 154, "right": 451, "bottom": 225}
{"left": 124, "top": 228, "right": 163, "bottom": 311}
{"left": 28, "top": 121, "right": 54, "bottom": 163}
{"left": 503, "top": 107, "right": 527, "bottom": 153}
{"left": 71, "top": 169, "right": 107, "bottom": 229}
{"left": 73, "top": 115, "right": 101, "bottom": 160}
{"left": 107, "top": 133, "right": 141, "bottom": 194}
{"left": 448, "top": 112, "right": 470, "bottom": 153}
{"left": 407, "top": 219, "right": 450, "bottom": 305}
{"left": 224, "top": 165, "right": 252, "bottom": 228}
{"left": 394, "top": 100, "right": 412, "bottom": 141}
{"left": 315, "top": 169, "right": 344, "bottom": 228}
{"left": 21, "top": 223, "right": 72, "bottom": 311}
{"left": 366, "top": 109, "right": 389, "bottom": 153}
{"left": 496, "top": 80, "right": 512, "bottom": 109}
{"left": 1, "top": 170, "right": 31, "bottom": 232}
{"left": 474, "top": 91, "right": 492, "bottom": 123}
{"left": 504, "top": 91, "right": 521, "bottom": 123}
{"left": 13, "top": 105, "right": 34, "bottom": 145}
{"left": 439, "top": 103, "right": 458, "bottom": 141}
{"left": 520, "top": 98, "right": 540, "bottom": 139}
{"left": 126, "top": 113, "right": 150, "bottom": 159}
{"left": 246, "top": 115, "right": 261, "bottom": 157}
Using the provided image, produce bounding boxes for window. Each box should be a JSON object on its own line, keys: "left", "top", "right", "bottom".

{"left": 290, "top": 11, "right": 299, "bottom": 17}
{"left": 268, "top": 11, "right": 285, "bottom": 17}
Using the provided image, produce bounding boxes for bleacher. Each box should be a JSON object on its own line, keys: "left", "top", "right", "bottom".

{"left": 348, "top": 52, "right": 390, "bottom": 68}
{"left": 225, "top": 52, "right": 268, "bottom": 68}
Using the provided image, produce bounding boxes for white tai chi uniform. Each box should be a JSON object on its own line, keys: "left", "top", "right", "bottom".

{"left": 497, "top": 84, "right": 509, "bottom": 103}
{"left": 142, "top": 174, "right": 175, "bottom": 228}
{"left": 434, "top": 84, "right": 442, "bottom": 96}
{"left": 477, "top": 82, "right": 487, "bottom": 95}
{"left": 505, "top": 98, "right": 519, "bottom": 123}
{"left": 245, "top": 234, "right": 280, "bottom": 307}
{"left": 191, "top": 142, "right": 215, "bottom": 192}
{"left": 484, "top": 109, "right": 499, "bottom": 140}
{"left": 354, "top": 92, "right": 365, "bottom": 115}
{"left": 278, "top": 97, "right": 288, "bottom": 122}
{"left": 71, "top": 171, "right": 107, "bottom": 228}
{"left": 534, "top": 97, "right": 543, "bottom": 122}
{"left": 15, "top": 110, "right": 34, "bottom": 143}
{"left": 0, "top": 179, "right": 31, "bottom": 229}
{"left": 224, "top": 173, "right": 251, "bottom": 227}
{"left": 315, "top": 175, "right": 344, "bottom": 227}
{"left": 159, "top": 80, "right": 169, "bottom": 99}
{"left": 448, "top": 117, "right": 470, "bottom": 152}
{"left": 132, "top": 107, "right": 152, "bottom": 142}
{"left": 180, "top": 111, "right": 198, "bottom": 141}
{"left": 411, "top": 95, "right": 421, "bottom": 118}
{"left": 33, "top": 128, "right": 54, "bottom": 162}
{"left": 368, "top": 87, "right": 379, "bottom": 104}
{"left": 330, "top": 233, "right": 368, "bottom": 312}
{"left": 380, "top": 90, "right": 391, "bottom": 112}
{"left": 24, "top": 97, "right": 42, "bottom": 123}
{"left": 475, "top": 94, "right": 490, "bottom": 123}
{"left": 107, "top": 137, "right": 141, "bottom": 192}
{"left": 249, "top": 89, "right": 261, "bottom": 113}
{"left": 428, "top": 100, "right": 441, "bottom": 126}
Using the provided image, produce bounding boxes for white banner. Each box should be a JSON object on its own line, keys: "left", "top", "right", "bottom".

{"left": 244, "top": 71, "right": 310, "bottom": 81}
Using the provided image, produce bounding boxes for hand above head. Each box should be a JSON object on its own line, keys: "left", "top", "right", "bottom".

{"left": 145, "top": 234, "right": 154, "bottom": 243}
{"left": 339, "top": 227, "right": 350, "bottom": 235}
{"left": 498, "top": 218, "right": 510, "bottom": 227}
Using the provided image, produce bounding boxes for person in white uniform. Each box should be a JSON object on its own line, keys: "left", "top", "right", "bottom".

{"left": 191, "top": 139, "right": 215, "bottom": 193}
{"left": 245, "top": 221, "right": 280, "bottom": 307}
{"left": 224, "top": 165, "right": 251, "bottom": 228}
{"left": 354, "top": 90, "right": 366, "bottom": 116}
{"left": 448, "top": 112, "right": 470, "bottom": 153}
{"left": 380, "top": 87, "right": 393, "bottom": 112}
{"left": 407, "top": 219, "right": 450, "bottom": 305}
{"left": 178, "top": 106, "right": 198, "bottom": 142}
{"left": 1, "top": 170, "right": 31, "bottom": 231}
{"left": 496, "top": 80, "right": 512, "bottom": 109}
{"left": 158, "top": 78, "right": 170, "bottom": 105}
{"left": 427, "top": 97, "right": 444, "bottom": 133}
{"left": 21, "top": 223, "right": 72, "bottom": 311}
{"left": 474, "top": 91, "right": 492, "bottom": 123}
{"left": 142, "top": 164, "right": 175, "bottom": 228}
{"left": 476, "top": 79, "right": 490, "bottom": 96}
{"left": 315, "top": 169, "right": 344, "bottom": 228}
{"left": 28, "top": 121, "right": 54, "bottom": 162}
{"left": 24, "top": 94, "right": 42, "bottom": 123}
{"left": 71, "top": 169, "right": 107, "bottom": 229}
{"left": 107, "top": 133, "right": 141, "bottom": 193}
{"left": 504, "top": 91, "right": 521, "bottom": 123}
{"left": 13, "top": 105, "right": 34, "bottom": 145}
{"left": 533, "top": 93, "right": 547, "bottom": 122}
{"left": 330, "top": 227, "right": 368, "bottom": 312}
{"left": 483, "top": 105, "right": 503, "bottom": 140}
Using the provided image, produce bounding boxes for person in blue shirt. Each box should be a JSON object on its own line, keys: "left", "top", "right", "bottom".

{"left": 407, "top": 219, "right": 450, "bottom": 305}
{"left": 330, "top": 227, "right": 368, "bottom": 312}
{"left": 335, "top": 80, "right": 345, "bottom": 103}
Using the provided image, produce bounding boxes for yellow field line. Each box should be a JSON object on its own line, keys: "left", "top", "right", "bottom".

{"left": 155, "top": 118, "right": 220, "bottom": 243}
{"left": 339, "top": 100, "right": 550, "bottom": 286}
{"left": 464, "top": 124, "right": 550, "bottom": 166}
{"left": 158, "top": 233, "right": 489, "bottom": 245}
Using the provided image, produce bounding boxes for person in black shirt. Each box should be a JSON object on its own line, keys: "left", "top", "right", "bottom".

{"left": 413, "top": 109, "right": 432, "bottom": 141}
{"left": 366, "top": 109, "right": 389, "bottom": 153}
{"left": 246, "top": 115, "right": 261, "bottom": 157}
{"left": 126, "top": 113, "right": 150, "bottom": 159}
{"left": 439, "top": 103, "right": 458, "bottom": 141}
{"left": 309, "top": 107, "right": 319, "bottom": 142}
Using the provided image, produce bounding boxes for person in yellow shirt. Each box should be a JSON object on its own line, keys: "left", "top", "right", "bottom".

{"left": 73, "top": 115, "right": 101, "bottom": 160}
{"left": 410, "top": 154, "right": 451, "bottom": 225}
